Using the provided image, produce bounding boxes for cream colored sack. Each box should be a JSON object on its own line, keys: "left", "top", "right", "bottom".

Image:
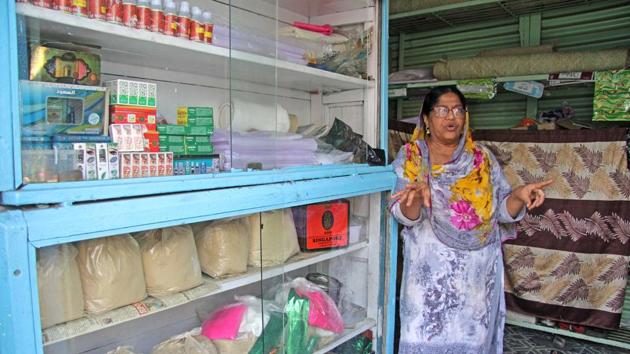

{"left": 137, "top": 225, "right": 203, "bottom": 296}
{"left": 248, "top": 210, "right": 300, "bottom": 267}
{"left": 195, "top": 219, "right": 250, "bottom": 277}
{"left": 152, "top": 333, "right": 218, "bottom": 354}
{"left": 77, "top": 234, "right": 147, "bottom": 314}
{"left": 37, "top": 244, "right": 84, "bottom": 328}
{"left": 106, "top": 346, "right": 139, "bottom": 354}
{"left": 212, "top": 335, "right": 256, "bottom": 354}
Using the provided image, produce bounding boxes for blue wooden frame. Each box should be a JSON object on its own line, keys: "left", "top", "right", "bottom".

{"left": 0, "top": 1, "right": 20, "bottom": 192}
{"left": 0, "top": 0, "right": 396, "bottom": 352}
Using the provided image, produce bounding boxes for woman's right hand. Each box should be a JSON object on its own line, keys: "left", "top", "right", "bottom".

{"left": 391, "top": 182, "right": 431, "bottom": 220}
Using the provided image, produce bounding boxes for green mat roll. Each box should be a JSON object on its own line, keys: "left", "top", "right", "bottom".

{"left": 433, "top": 49, "right": 630, "bottom": 80}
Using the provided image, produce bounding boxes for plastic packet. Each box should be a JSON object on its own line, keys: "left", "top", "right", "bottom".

{"left": 195, "top": 218, "right": 250, "bottom": 277}
{"left": 247, "top": 209, "right": 300, "bottom": 267}
{"left": 285, "top": 288, "right": 311, "bottom": 354}
{"left": 593, "top": 69, "right": 630, "bottom": 121}
{"left": 76, "top": 234, "right": 147, "bottom": 314}
{"left": 106, "top": 346, "right": 140, "bottom": 354}
{"left": 503, "top": 81, "right": 544, "bottom": 98}
{"left": 321, "top": 118, "right": 384, "bottom": 165}
{"left": 152, "top": 328, "right": 218, "bottom": 354}
{"left": 201, "top": 296, "right": 272, "bottom": 340}
{"left": 37, "top": 244, "right": 85, "bottom": 329}
{"left": 136, "top": 225, "right": 203, "bottom": 296}
{"left": 456, "top": 79, "right": 497, "bottom": 100}
{"left": 271, "top": 277, "right": 344, "bottom": 334}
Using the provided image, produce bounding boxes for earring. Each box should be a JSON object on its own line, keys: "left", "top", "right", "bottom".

{"left": 424, "top": 121, "right": 430, "bottom": 136}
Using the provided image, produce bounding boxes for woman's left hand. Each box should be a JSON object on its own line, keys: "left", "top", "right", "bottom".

{"left": 512, "top": 180, "right": 554, "bottom": 210}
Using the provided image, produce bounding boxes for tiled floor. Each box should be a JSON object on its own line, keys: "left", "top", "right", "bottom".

{"left": 503, "top": 325, "right": 630, "bottom": 354}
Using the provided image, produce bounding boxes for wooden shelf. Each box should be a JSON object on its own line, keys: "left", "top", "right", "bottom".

{"left": 43, "top": 241, "right": 369, "bottom": 346}
{"left": 18, "top": 3, "right": 371, "bottom": 92}
{"left": 314, "top": 318, "right": 376, "bottom": 354}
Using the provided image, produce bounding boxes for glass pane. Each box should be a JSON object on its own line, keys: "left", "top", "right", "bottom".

{"left": 34, "top": 192, "right": 381, "bottom": 353}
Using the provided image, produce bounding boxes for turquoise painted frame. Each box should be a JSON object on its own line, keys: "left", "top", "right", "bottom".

{"left": 0, "top": 0, "right": 20, "bottom": 192}
{"left": 0, "top": 172, "right": 395, "bottom": 354}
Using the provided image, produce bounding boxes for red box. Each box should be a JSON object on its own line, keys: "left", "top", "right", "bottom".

{"left": 292, "top": 200, "right": 350, "bottom": 251}
{"left": 144, "top": 131, "right": 160, "bottom": 152}
{"left": 110, "top": 105, "right": 157, "bottom": 131}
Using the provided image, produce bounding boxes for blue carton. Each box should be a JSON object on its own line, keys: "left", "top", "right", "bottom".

{"left": 20, "top": 80, "right": 107, "bottom": 137}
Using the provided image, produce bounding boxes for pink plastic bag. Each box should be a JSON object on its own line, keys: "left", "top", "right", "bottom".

{"left": 201, "top": 303, "right": 247, "bottom": 340}
{"left": 296, "top": 288, "right": 344, "bottom": 333}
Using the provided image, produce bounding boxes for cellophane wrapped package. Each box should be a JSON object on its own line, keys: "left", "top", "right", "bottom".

{"left": 37, "top": 244, "right": 85, "bottom": 328}
{"left": 136, "top": 225, "right": 203, "bottom": 296}
{"left": 77, "top": 234, "right": 147, "bottom": 314}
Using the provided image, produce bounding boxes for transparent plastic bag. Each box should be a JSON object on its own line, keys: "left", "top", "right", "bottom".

{"left": 272, "top": 278, "right": 344, "bottom": 334}
{"left": 201, "top": 296, "right": 271, "bottom": 340}
{"left": 77, "top": 234, "right": 147, "bottom": 314}
{"left": 37, "top": 244, "right": 84, "bottom": 328}
{"left": 106, "top": 346, "right": 139, "bottom": 354}
{"left": 247, "top": 209, "right": 300, "bottom": 267}
{"left": 152, "top": 328, "right": 218, "bottom": 354}
{"left": 136, "top": 225, "right": 203, "bottom": 296}
{"left": 195, "top": 218, "right": 250, "bottom": 277}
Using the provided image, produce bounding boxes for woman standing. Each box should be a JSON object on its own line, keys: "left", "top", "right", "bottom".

{"left": 390, "top": 86, "right": 551, "bottom": 353}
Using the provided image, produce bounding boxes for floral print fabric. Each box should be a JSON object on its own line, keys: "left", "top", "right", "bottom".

{"left": 390, "top": 121, "right": 524, "bottom": 353}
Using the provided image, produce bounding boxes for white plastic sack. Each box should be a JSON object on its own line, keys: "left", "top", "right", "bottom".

{"left": 136, "top": 225, "right": 203, "bottom": 296}
{"left": 217, "top": 98, "right": 290, "bottom": 133}
{"left": 37, "top": 244, "right": 84, "bottom": 328}
{"left": 195, "top": 219, "right": 250, "bottom": 277}
{"left": 106, "top": 346, "right": 139, "bottom": 354}
{"left": 152, "top": 328, "right": 218, "bottom": 354}
{"left": 211, "top": 335, "right": 257, "bottom": 354}
{"left": 248, "top": 210, "right": 300, "bottom": 267}
{"left": 77, "top": 234, "right": 147, "bottom": 314}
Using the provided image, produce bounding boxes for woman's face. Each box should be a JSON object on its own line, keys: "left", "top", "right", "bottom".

{"left": 424, "top": 92, "right": 466, "bottom": 145}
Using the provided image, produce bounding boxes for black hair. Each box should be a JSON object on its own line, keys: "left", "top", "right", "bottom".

{"left": 420, "top": 86, "right": 467, "bottom": 118}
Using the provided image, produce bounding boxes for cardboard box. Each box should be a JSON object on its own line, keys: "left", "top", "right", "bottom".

{"left": 111, "top": 124, "right": 147, "bottom": 152}
{"left": 159, "top": 144, "right": 186, "bottom": 155}
{"left": 177, "top": 106, "right": 214, "bottom": 126}
{"left": 107, "top": 79, "right": 157, "bottom": 107}
{"left": 292, "top": 200, "right": 350, "bottom": 251}
{"left": 144, "top": 131, "right": 160, "bottom": 152}
{"left": 185, "top": 144, "right": 214, "bottom": 155}
{"left": 159, "top": 135, "right": 185, "bottom": 145}
{"left": 74, "top": 143, "right": 97, "bottom": 180}
{"left": 165, "top": 152, "right": 173, "bottom": 176}
{"left": 186, "top": 126, "right": 213, "bottom": 136}
{"left": 95, "top": 143, "right": 109, "bottom": 179}
{"left": 149, "top": 153, "right": 158, "bottom": 177}
{"left": 132, "top": 153, "right": 142, "bottom": 178}
{"left": 110, "top": 105, "right": 157, "bottom": 131}
{"left": 184, "top": 136, "right": 211, "bottom": 145}
{"left": 20, "top": 81, "right": 106, "bottom": 137}
{"left": 121, "top": 153, "right": 132, "bottom": 179}
{"left": 157, "top": 124, "right": 187, "bottom": 135}
{"left": 140, "top": 153, "right": 150, "bottom": 178}
{"left": 30, "top": 45, "right": 101, "bottom": 86}
{"left": 108, "top": 144, "right": 120, "bottom": 179}
{"left": 157, "top": 153, "right": 166, "bottom": 176}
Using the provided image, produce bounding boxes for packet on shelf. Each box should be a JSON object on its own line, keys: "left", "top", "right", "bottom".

{"left": 37, "top": 244, "right": 85, "bottom": 329}
{"left": 135, "top": 225, "right": 203, "bottom": 297}
{"left": 194, "top": 218, "right": 250, "bottom": 278}
{"left": 111, "top": 124, "right": 147, "bottom": 152}
{"left": 119, "top": 152, "right": 173, "bottom": 178}
{"left": 76, "top": 234, "right": 147, "bottom": 314}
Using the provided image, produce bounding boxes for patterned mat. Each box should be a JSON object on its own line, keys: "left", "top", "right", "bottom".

{"left": 504, "top": 325, "right": 629, "bottom": 354}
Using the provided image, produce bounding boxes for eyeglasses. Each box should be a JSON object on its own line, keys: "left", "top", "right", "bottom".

{"left": 432, "top": 106, "right": 466, "bottom": 119}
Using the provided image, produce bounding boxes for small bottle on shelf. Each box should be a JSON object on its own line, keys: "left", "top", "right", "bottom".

{"left": 176, "top": 1, "right": 190, "bottom": 38}
{"left": 163, "top": 0, "right": 178, "bottom": 36}
{"left": 88, "top": 0, "right": 106, "bottom": 20}
{"left": 202, "top": 10, "right": 213, "bottom": 44}
{"left": 189, "top": 6, "right": 204, "bottom": 42}
{"left": 71, "top": 0, "right": 88, "bottom": 15}
{"left": 136, "top": 0, "right": 151, "bottom": 30}
{"left": 106, "top": 0, "right": 123, "bottom": 23}
{"left": 149, "top": 0, "right": 164, "bottom": 33}
{"left": 121, "top": 0, "right": 137, "bottom": 27}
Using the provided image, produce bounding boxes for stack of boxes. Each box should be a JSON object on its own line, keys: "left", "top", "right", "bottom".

{"left": 158, "top": 107, "right": 220, "bottom": 175}
{"left": 107, "top": 79, "right": 173, "bottom": 179}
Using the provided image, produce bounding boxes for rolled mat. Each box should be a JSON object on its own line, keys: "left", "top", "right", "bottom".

{"left": 433, "top": 49, "right": 630, "bottom": 80}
